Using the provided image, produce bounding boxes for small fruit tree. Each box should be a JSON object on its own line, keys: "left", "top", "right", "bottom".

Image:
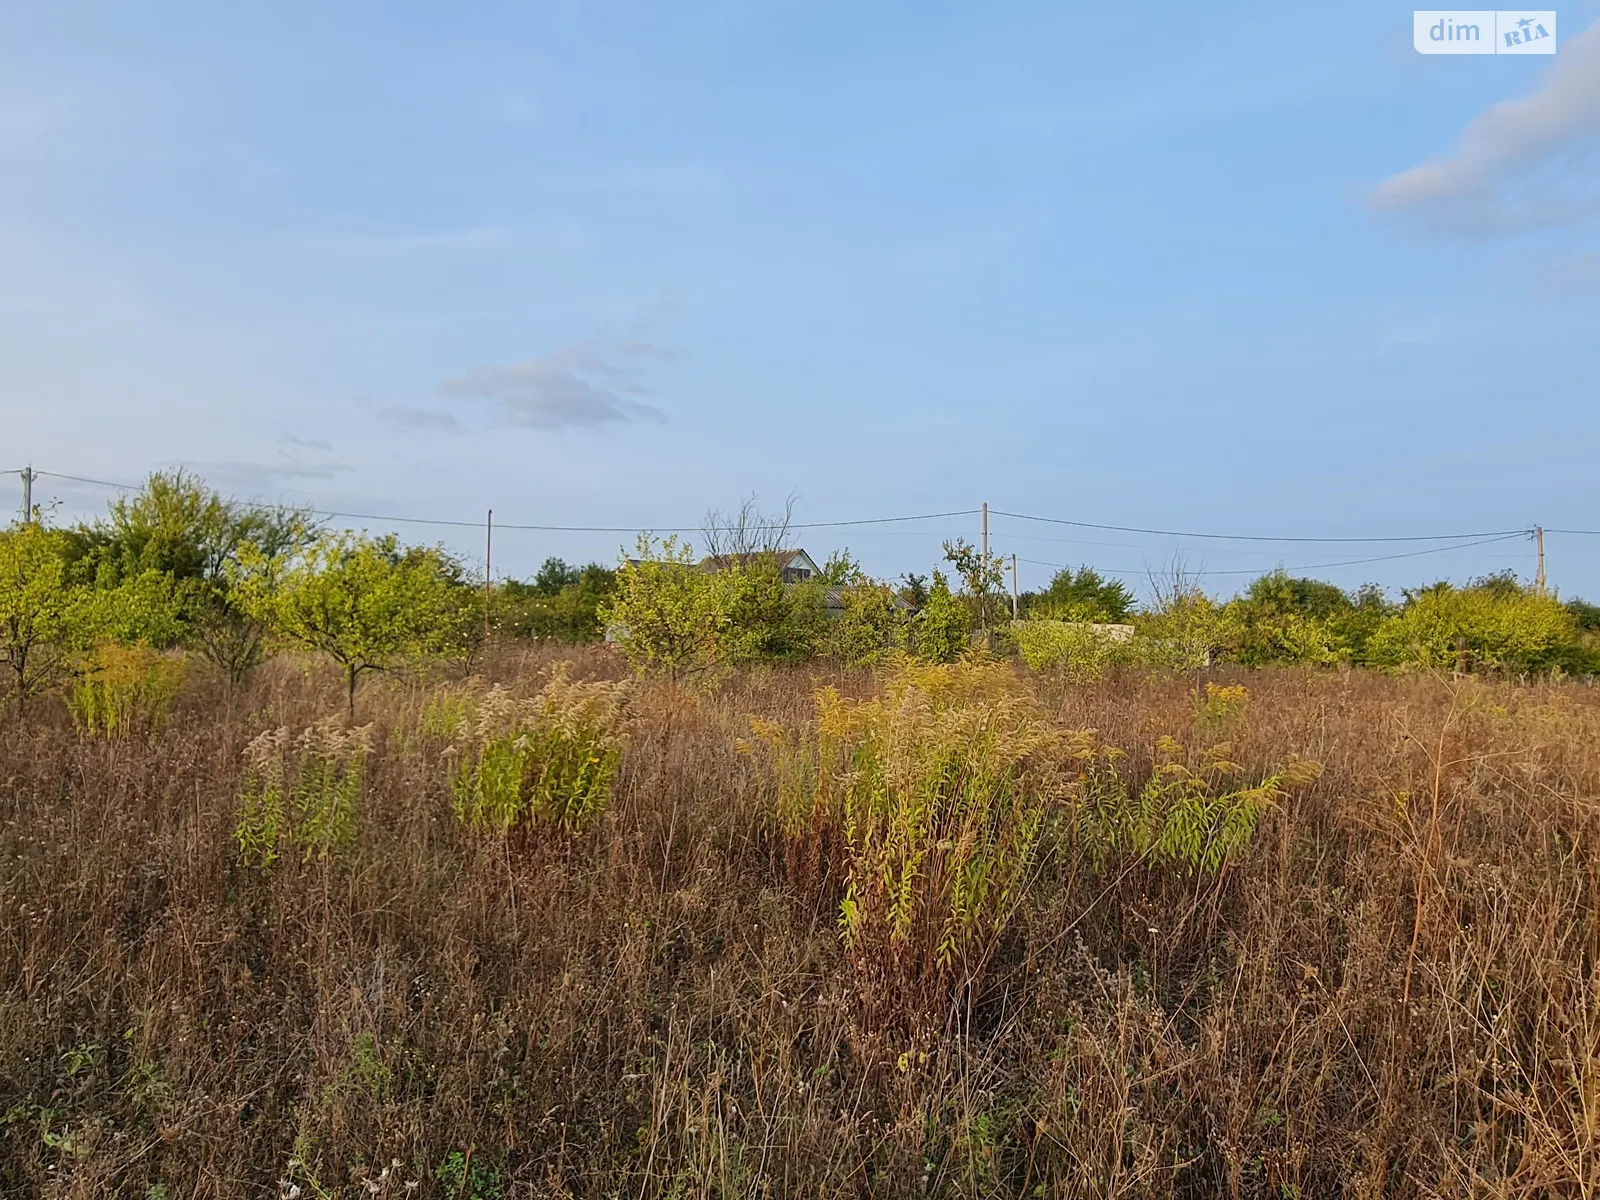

{"left": 234, "top": 531, "right": 476, "bottom": 716}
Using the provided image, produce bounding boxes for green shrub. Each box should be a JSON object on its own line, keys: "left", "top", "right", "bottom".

{"left": 1011, "top": 619, "right": 1131, "bottom": 682}
{"left": 744, "top": 656, "right": 1085, "bottom": 1016}
{"left": 1364, "top": 585, "right": 1577, "bottom": 673}
{"left": 68, "top": 644, "right": 187, "bottom": 737}
{"left": 909, "top": 571, "right": 970, "bottom": 664}
{"left": 825, "top": 580, "right": 906, "bottom": 666}
{"left": 449, "top": 665, "right": 628, "bottom": 836}
{"left": 235, "top": 718, "right": 372, "bottom": 868}
{"left": 1072, "top": 736, "right": 1320, "bottom": 874}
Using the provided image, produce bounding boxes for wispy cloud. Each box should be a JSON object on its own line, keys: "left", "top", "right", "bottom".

{"left": 440, "top": 337, "right": 678, "bottom": 430}
{"left": 378, "top": 405, "right": 464, "bottom": 433}
{"left": 279, "top": 432, "right": 333, "bottom": 452}
{"left": 1370, "top": 19, "right": 1600, "bottom": 232}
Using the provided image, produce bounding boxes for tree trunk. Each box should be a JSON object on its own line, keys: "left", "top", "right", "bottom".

{"left": 346, "top": 664, "right": 358, "bottom": 720}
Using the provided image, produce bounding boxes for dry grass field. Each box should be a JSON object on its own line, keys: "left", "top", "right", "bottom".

{"left": 4, "top": 647, "right": 1600, "bottom": 1198}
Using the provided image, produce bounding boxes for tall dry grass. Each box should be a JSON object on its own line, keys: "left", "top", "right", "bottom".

{"left": 2, "top": 649, "right": 1599, "bottom": 1198}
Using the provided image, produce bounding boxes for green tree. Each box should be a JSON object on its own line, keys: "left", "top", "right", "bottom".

{"left": 73, "top": 469, "right": 314, "bottom": 682}
{"left": 910, "top": 571, "right": 970, "bottom": 663}
{"left": 0, "top": 523, "right": 105, "bottom": 713}
{"left": 1225, "top": 570, "right": 1354, "bottom": 666}
{"left": 233, "top": 531, "right": 475, "bottom": 716}
{"left": 601, "top": 535, "right": 730, "bottom": 678}
{"left": 1033, "top": 565, "right": 1136, "bottom": 623}
{"left": 532, "top": 556, "right": 581, "bottom": 595}
{"left": 942, "top": 538, "right": 1006, "bottom": 633}
{"left": 500, "top": 563, "right": 617, "bottom": 643}
{"left": 826, "top": 580, "right": 906, "bottom": 666}
{"left": 898, "top": 572, "right": 930, "bottom": 610}
{"left": 719, "top": 554, "right": 826, "bottom": 663}
{"left": 1135, "top": 587, "right": 1237, "bottom": 671}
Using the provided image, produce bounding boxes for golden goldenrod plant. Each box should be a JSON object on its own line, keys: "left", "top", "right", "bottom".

{"left": 235, "top": 718, "right": 372, "bottom": 868}
{"left": 448, "top": 663, "right": 628, "bottom": 836}
{"left": 744, "top": 655, "right": 1091, "bottom": 1013}
{"left": 68, "top": 644, "right": 187, "bottom": 738}
{"left": 1073, "top": 735, "right": 1322, "bottom": 874}
{"left": 1196, "top": 682, "right": 1249, "bottom": 732}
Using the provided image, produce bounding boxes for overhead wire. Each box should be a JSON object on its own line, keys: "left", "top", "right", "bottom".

{"left": 990, "top": 508, "right": 1528, "bottom": 544}
{"left": 1017, "top": 532, "right": 1528, "bottom": 580}
{"left": 13, "top": 470, "right": 1574, "bottom": 568}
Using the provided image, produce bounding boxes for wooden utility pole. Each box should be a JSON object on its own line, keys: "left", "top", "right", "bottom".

{"left": 1010, "top": 553, "right": 1019, "bottom": 619}
{"left": 484, "top": 509, "right": 494, "bottom": 641}
{"left": 1535, "top": 525, "right": 1546, "bottom": 595}
{"left": 20, "top": 466, "right": 34, "bottom": 524}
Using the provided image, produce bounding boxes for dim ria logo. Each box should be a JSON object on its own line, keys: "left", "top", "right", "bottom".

{"left": 1413, "top": 10, "right": 1556, "bottom": 53}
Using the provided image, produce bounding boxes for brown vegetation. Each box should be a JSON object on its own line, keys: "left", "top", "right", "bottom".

{"left": 4, "top": 648, "right": 1600, "bottom": 1197}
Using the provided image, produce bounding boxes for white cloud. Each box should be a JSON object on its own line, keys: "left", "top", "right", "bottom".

{"left": 1371, "top": 19, "right": 1600, "bottom": 230}
{"left": 440, "top": 338, "right": 678, "bottom": 430}
{"left": 378, "top": 405, "right": 464, "bottom": 433}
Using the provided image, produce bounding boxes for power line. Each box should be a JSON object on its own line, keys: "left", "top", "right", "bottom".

{"left": 992, "top": 508, "right": 1528, "bottom": 544}
{"left": 27, "top": 471, "right": 978, "bottom": 534}
{"left": 13, "top": 468, "right": 1572, "bottom": 553}
{"left": 1018, "top": 532, "right": 1527, "bottom": 580}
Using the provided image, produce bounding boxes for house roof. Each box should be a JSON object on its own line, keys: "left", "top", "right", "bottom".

{"left": 699, "top": 548, "right": 817, "bottom": 573}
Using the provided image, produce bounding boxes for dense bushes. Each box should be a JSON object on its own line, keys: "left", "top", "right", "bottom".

{"left": 2, "top": 475, "right": 1596, "bottom": 734}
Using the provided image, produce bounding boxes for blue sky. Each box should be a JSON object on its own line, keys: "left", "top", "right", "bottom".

{"left": 3, "top": 2, "right": 1598, "bottom": 599}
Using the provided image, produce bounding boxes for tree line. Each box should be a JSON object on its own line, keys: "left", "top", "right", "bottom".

{"left": 3, "top": 473, "right": 1596, "bottom": 720}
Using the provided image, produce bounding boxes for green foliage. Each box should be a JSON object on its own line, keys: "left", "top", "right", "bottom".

{"left": 235, "top": 719, "right": 372, "bottom": 868}
{"left": 1072, "top": 737, "right": 1321, "bottom": 873}
{"left": 603, "top": 536, "right": 824, "bottom": 676}
{"left": 448, "top": 666, "right": 628, "bottom": 836}
{"left": 533, "top": 556, "right": 580, "bottom": 594}
{"left": 233, "top": 531, "right": 476, "bottom": 715}
{"left": 435, "top": 1150, "right": 504, "bottom": 1200}
{"left": 0, "top": 522, "right": 108, "bottom": 712}
{"left": 825, "top": 580, "right": 906, "bottom": 667}
{"left": 1010, "top": 619, "right": 1132, "bottom": 682}
{"left": 498, "top": 563, "right": 616, "bottom": 643}
{"left": 72, "top": 469, "right": 315, "bottom": 681}
{"left": 819, "top": 549, "right": 866, "bottom": 585}
{"left": 602, "top": 535, "right": 728, "bottom": 677}
{"left": 718, "top": 555, "right": 826, "bottom": 663}
{"left": 1133, "top": 588, "right": 1236, "bottom": 671}
{"left": 909, "top": 571, "right": 970, "bottom": 664}
{"left": 1364, "top": 581, "right": 1577, "bottom": 673}
{"left": 67, "top": 644, "right": 186, "bottom": 738}
{"left": 1224, "top": 570, "right": 1354, "bottom": 667}
{"left": 898, "top": 572, "right": 930, "bottom": 610}
{"left": 746, "top": 657, "right": 1081, "bottom": 1012}
{"left": 1031, "top": 565, "right": 1135, "bottom": 623}
{"left": 942, "top": 538, "right": 1006, "bottom": 631}
{"left": 1567, "top": 598, "right": 1600, "bottom": 633}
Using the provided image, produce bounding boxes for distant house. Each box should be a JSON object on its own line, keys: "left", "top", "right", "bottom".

{"left": 699, "top": 548, "right": 821, "bottom": 585}
{"left": 699, "top": 549, "right": 910, "bottom": 617}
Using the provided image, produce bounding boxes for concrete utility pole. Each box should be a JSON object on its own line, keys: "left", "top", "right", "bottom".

{"left": 1535, "top": 525, "right": 1546, "bottom": 595}
{"left": 1010, "top": 553, "right": 1019, "bottom": 620}
{"left": 980, "top": 501, "right": 990, "bottom": 636}
{"left": 484, "top": 509, "right": 494, "bottom": 641}
{"left": 20, "top": 466, "right": 34, "bottom": 524}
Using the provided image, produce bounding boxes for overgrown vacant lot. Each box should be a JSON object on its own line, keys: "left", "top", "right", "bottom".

{"left": 4, "top": 649, "right": 1600, "bottom": 1198}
